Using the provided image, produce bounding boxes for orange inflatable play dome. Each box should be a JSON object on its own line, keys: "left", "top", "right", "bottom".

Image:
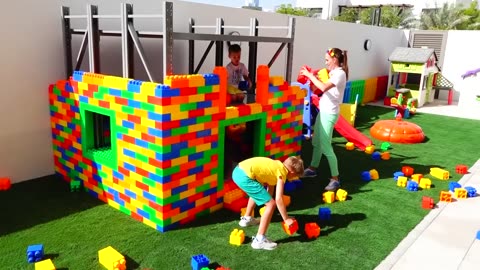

{"left": 370, "top": 118, "right": 425, "bottom": 144}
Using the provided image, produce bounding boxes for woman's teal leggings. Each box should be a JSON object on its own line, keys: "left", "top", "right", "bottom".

{"left": 311, "top": 112, "right": 339, "bottom": 176}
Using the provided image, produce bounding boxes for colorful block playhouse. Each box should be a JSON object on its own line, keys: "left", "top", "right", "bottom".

{"left": 49, "top": 65, "right": 305, "bottom": 232}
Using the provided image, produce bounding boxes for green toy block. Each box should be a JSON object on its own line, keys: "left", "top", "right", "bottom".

{"left": 380, "top": 142, "right": 391, "bottom": 151}
{"left": 70, "top": 180, "right": 82, "bottom": 192}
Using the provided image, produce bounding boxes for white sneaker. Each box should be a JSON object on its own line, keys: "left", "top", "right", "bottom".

{"left": 251, "top": 236, "right": 277, "bottom": 250}
{"left": 239, "top": 216, "right": 260, "bottom": 227}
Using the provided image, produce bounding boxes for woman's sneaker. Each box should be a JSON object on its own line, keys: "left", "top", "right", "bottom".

{"left": 251, "top": 236, "right": 277, "bottom": 250}
{"left": 302, "top": 168, "right": 317, "bottom": 178}
{"left": 239, "top": 216, "right": 259, "bottom": 227}
{"left": 324, "top": 179, "right": 341, "bottom": 191}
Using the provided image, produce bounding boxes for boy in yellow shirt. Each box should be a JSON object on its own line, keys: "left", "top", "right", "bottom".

{"left": 232, "top": 156, "right": 304, "bottom": 250}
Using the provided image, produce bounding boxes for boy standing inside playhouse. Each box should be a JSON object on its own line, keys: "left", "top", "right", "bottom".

{"left": 226, "top": 44, "right": 252, "bottom": 103}
{"left": 232, "top": 156, "right": 304, "bottom": 250}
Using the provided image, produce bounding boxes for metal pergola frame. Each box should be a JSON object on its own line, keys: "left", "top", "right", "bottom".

{"left": 61, "top": 1, "right": 296, "bottom": 87}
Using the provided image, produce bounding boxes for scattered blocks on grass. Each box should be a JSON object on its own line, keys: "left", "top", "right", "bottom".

{"left": 370, "top": 169, "right": 379, "bottom": 180}
{"left": 397, "top": 176, "right": 408, "bottom": 187}
{"left": 439, "top": 191, "right": 452, "bottom": 202}
{"left": 305, "top": 223, "right": 321, "bottom": 239}
{"left": 98, "top": 246, "right": 126, "bottom": 270}
{"left": 449, "top": 181, "right": 462, "bottom": 192}
{"left": 372, "top": 152, "right": 381, "bottom": 161}
{"left": 406, "top": 181, "right": 419, "bottom": 191}
{"left": 191, "top": 254, "right": 210, "bottom": 270}
{"left": 365, "top": 145, "right": 375, "bottom": 155}
{"left": 430, "top": 167, "right": 450, "bottom": 180}
{"left": 361, "top": 171, "right": 371, "bottom": 182}
{"left": 411, "top": 174, "right": 423, "bottom": 183}
{"left": 336, "top": 189, "right": 348, "bottom": 201}
{"left": 240, "top": 207, "right": 254, "bottom": 217}
{"left": 380, "top": 142, "right": 391, "bottom": 151}
{"left": 454, "top": 188, "right": 467, "bottom": 199}
{"left": 318, "top": 207, "right": 331, "bottom": 221}
{"left": 282, "top": 219, "right": 299, "bottom": 235}
{"left": 70, "top": 180, "right": 81, "bottom": 192}
{"left": 402, "top": 166, "right": 414, "bottom": 177}
{"left": 393, "top": 171, "right": 404, "bottom": 180}
{"left": 455, "top": 164, "right": 468, "bottom": 174}
{"left": 381, "top": 152, "right": 390, "bottom": 160}
{"left": 322, "top": 191, "right": 335, "bottom": 204}
{"left": 35, "top": 259, "right": 56, "bottom": 270}
{"left": 419, "top": 178, "right": 432, "bottom": 189}
{"left": 465, "top": 186, "right": 477, "bottom": 197}
{"left": 27, "top": 244, "right": 44, "bottom": 263}
{"left": 229, "top": 229, "right": 245, "bottom": 246}
{"left": 422, "top": 196, "right": 435, "bottom": 209}
{"left": 345, "top": 142, "right": 355, "bottom": 150}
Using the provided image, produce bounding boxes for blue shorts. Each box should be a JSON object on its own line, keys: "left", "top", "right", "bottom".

{"left": 232, "top": 166, "right": 272, "bottom": 206}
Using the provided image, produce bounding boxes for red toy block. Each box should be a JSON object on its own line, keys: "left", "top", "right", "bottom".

{"left": 282, "top": 219, "right": 298, "bottom": 236}
{"left": 422, "top": 196, "right": 435, "bottom": 209}
{"left": 402, "top": 166, "right": 414, "bottom": 177}
{"left": 216, "top": 267, "right": 231, "bottom": 270}
{"left": 0, "top": 177, "right": 11, "bottom": 191}
{"left": 223, "top": 197, "right": 248, "bottom": 213}
{"left": 305, "top": 223, "right": 321, "bottom": 239}
{"left": 455, "top": 165, "right": 468, "bottom": 174}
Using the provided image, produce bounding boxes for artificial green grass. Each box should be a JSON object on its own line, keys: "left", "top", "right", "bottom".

{"left": 1, "top": 105, "right": 479, "bottom": 270}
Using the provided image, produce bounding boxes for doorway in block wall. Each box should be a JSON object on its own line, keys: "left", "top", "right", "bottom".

{"left": 217, "top": 112, "right": 267, "bottom": 191}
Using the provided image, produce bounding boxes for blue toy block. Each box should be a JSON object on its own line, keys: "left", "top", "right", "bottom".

{"left": 477, "top": 230, "right": 480, "bottom": 240}
{"left": 191, "top": 254, "right": 210, "bottom": 270}
{"left": 404, "top": 108, "right": 410, "bottom": 118}
{"left": 318, "top": 207, "right": 331, "bottom": 221}
{"left": 448, "top": 181, "right": 462, "bottom": 192}
{"left": 292, "top": 180, "right": 303, "bottom": 189}
{"left": 238, "top": 81, "right": 249, "bottom": 91}
{"left": 203, "top": 74, "right": 220, "bottom": 85}
{"left": 406, "top": 181, "right": 419, "bottom": 191}
{"left": 465, "top": 186, "right": 477, "bottom": 197}
{"left": 26, "top": 244, "right": 44, "bottom": 263}
{"left": 284, "top": 181, "right": 296, "bottom": 193}
{"left": 393, "top": 171, "right": 405, "bottom": 181}
{"left": 361, "top": 171, "right": 371, "bottom": 182}
{"left": 372, "top": 151, "right": 381, "bottom": 161}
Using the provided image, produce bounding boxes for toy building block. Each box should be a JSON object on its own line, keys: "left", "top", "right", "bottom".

{"left": 292, "top": 180, "right": 303, "bottom": 189}
{"left": 70, "top": 180, "right": 81, "bottom": 192}
{"left": 98, "top": 246, "right": 126, "bottom": 270}
{"left": 336, "top": 189, "right": 348, "bottom": 201}
{"left": 259, "top": 206, "right": 265, "bottom": 216}
{"left": 439, "top": 191, "right": 452, "bottom": 203}
{"left": 224, "top": 189, "right": 245, "bottom": 204}
{"left": 465, "top": 186, "right": 477, "bottom": 197}
{"left": 224, "top": 196, "right": 248, "bottom": 213}
{"left": 430, "top": 167, "right": 450, "bottom": 180}
{"left": 365, "top": 145, "right": 375, "bottom": 155}
{"left": 419, "top": 178, "right": 432, "bottom": 189}
{"left": 402, "top": 166, "right": 414, "bottom": 177}
{"left": 269, "top": 76, "right": 284, "bottom": 86}
{"left": 361, "top": 171, "right": 371, "bottom": 182}
{"left": 411, "top": 174, "right": 423, "bottom": 183}
{"left": 229, "top": 229, "right": 245, "bottom": 246}
{"left": 372, "top": 152, "right": 381, "bottom": 161}
{"left": 318, "top": 207, "right": 331, "bottom": 221}
{"left": 27, "top": 244, "right": 44, "bottom": 263}
{"left": 406, "top": 181, "right": 419, "bottom": 191}
{"left": 240, "top": 207, "right": 254, "bottom": 217}
{"left": 322, "top": 191, "right": 335, "bottom": 204}
{"left": 35, "top": 259, "right": 56, "bottom": 270}
{"left": 449, "top": 181, "right": 462, "bottom": 192}
{"left": 455, "top": 164, "right": 468, "bottom": 174}
{"left": 422, "top": 196, "right": 435, "bottom": 209}
{"left": 284, "top": 181, "right": 296, "bottom": 193}
{"left": 282, "top": 219, "right": 299, "bottom": 235}
{"left": 381, "top": 152, "right": 391, "bottom": 160}
{"left": 282, "top": 195, "right": 291, "bottom": 207}
{"left": 370, "top": 169, "right": 379, "bottom": 180}
{"left": 345, "top": 142, "right": 355, "bottom": 150}
{"left": 380, "top": 142, "right": 391, "bottom": 151}
{"left": 397, "top": 176, "right": 408, "bottom": 187}
{"left": 454, "top": 188, "right": 467, "bottom": 199}
{"left": 393, "top": 171, "right": 404, "bottom": 180}
{"left": 0, "top": 177, "right": 11, "bottom": 190}
{"left": 216, "top": 267, "right": 231, "bottom": 270}
{"left": 477, "top": 230, "right": 480, "bottom": 240}
{"left": 305, "top": 223, "right": 321, "bottom": 239}
{"left": 191, "top": 254, "right": 210, "bottom": 270}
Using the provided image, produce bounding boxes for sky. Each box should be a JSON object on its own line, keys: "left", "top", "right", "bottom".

{"left": 183, "top": 0, "right": 297, "bottom": 11}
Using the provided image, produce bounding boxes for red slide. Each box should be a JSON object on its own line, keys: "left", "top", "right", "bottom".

{"left": 334, "top": 116, "right": 373, "bottom": 151}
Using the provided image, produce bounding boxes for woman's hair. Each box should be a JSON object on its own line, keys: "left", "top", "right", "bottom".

{"left": 327, "top": 48, "right": 349, "bottom": 80}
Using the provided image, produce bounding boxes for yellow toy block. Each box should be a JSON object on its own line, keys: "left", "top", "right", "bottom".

{"left": 323, "top": 191, "right": 335, "bottom": 204}
{"left": 240, "top": 207, "right": 254, "bottom": 217}
{"left": 381, "top": 152, "right": 390, "bottom": 160}
{"left": 269, "top": 76, "right": 284, "bottom": 86}
{"left": 419, "top": 178, "right": 431, "bottom": 189}
{"left": 336, "top": 189, "right": 348, "bottom": 201}
{"left": 345, "top": 142, "right": 355, "bottom": 150}
{"left": 282, "top": 195, "right": 291, "bottom": 207}
{"left": 317, "top": 68, "right": 329, "bottom": 83}
{"left": 35, "top": 259, "right": 56, "bottom": 270}
{"left": 365, "top": 145, "right": 375, "bottom": 155}
{"left": 411, "top": 174, "right": 423, "bottom": 183}
{"left": 430, "top": 167, "right": 449, "bottom": 180}
{"left": 229, "top": 228, "right": 245, "bottom": 246}
{"left": 397, "top": 176, "right": 408, "bottom": 187}
{"left": 454, "top": 188, "right": 467, "bottom": 199}
{"left": 259, "top": 206, "right": 265, "bottom": 216}
{"left": 369, "top": 169, "right": 379, "bottom": 180}
{"left": 439, "top": 191, "right": 452, "bottom": 202}
{"left": 98, "top": 246, "right": 126, "bottom": 270}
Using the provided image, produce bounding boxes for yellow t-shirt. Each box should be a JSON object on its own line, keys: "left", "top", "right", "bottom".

{"left": 238, "top": 157, "right": 288, "bottom": 186}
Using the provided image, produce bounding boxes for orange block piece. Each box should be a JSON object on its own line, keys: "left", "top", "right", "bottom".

{"left": 256, "top": 65, "right": 270, "bottom": 105}
{"left": 323, "top": 191, "right": 335, "bottom": 203}
{"left": 282, "top": 195, "right": 291, "bottom": 207}
{"left": 454, "top": 188, "right": 467, "bottom": 199}
{"left": 0, "top": 177, "right": 11, "bottom": 191}
{"left": 402, "top": 166, "right": 414, "bottom": 177}
{"left": 305, "top": 223, "right": 321, "bottom": 239}
{"left": 411, "top": 174, "right": 423, "bottom": 183}
{"left": 213, "top": 66, "right": 227, "bottom": 112}
{"left": 365, "top": 145, "right": 375, "bottom": 154}
{"left": 269, "top": 76, "right": 284, "bottom": 86}
{"left": 240, "top": 207, "right": 254, "bottom": 217}
{"left": 381, "top": 152, "right": 390, "bottom": 160}
{"left": 164, "top": 75, "right": 189, "bottom": 88}
{"left": 439, "top": 191, "right": 452, "bottom": 202}
{"left": 224, "top": 189, "right": 245, "bottom": 204}
{"left": 229, "top": 228, "right": 245, "bottom": 246}
{"left": 282, "top": 219, "right": 298, "bottom": 235}
{"left": 187, "top": 74, "right": 205, "bottom": 87}
{"left": 345, "top": 142, "right": 355, "bottom": 150}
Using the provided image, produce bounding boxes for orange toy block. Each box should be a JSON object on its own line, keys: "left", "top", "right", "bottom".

{"left": 0, "top": 177, "right": 11, "bottom": 191}
{"left": 454, "top": 188, "right": 467, "bottom": 199}
{"left": 224, "top": 189, "right": 245, "bottom": 204}
{"left": 213, "top": 66, "right": 227, "bottom": 112}
{"left": 345, "top": 142, "right": 355, "bottom": 150}
{"left": 305, "top": 223, "right": 321, "bottom": 239}
{"left": 229, "top": 228, "right": 245, "bottom": 246}
{"left": 323, "top": 191, "right": 335, "bottom": 203}
{"left": 422, "top": 196, "right": 435, "bottom": 209}
{"left": 282, "top": 219, "right": 298, "bottom": 235}
{"left": 381, "top": 152, "right": 390, "bottom": 160}
{"left": 419, "top": 178, "right": 432, "bottom": 189}
{"left": 164, "top": 75, "right": 189, "bottom": 88}
{"left": 335, "top": 189, "right": 348, "bottom": 201}
{"left": 370, "top": 169, "right": 379, "bottom": 180}
{"left": 402, "top": 166, "right": 414, "bottom": 177}
{"left": 411, "top": 174, "right": 423, "bottom": 183}
{"left": 240, "top": 207, "right": 254, "bottom": 217}
{"left": 282, "top": 195, "right": 291, "bottom": 207}
{"left": 269, "top": 76, "right": 284, "bottom": 86}
{"left": 439, "top": 191, "right": 452, "bottom": 202}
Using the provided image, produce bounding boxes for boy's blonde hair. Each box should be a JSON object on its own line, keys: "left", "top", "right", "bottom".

{"left": 283, "top": 156, "right": 304, "bottom": 176}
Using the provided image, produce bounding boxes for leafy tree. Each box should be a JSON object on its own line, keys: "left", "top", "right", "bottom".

{"left": 333, "top": 8, "right": 358, "bottom": 23}
{"left": 275, "top": 4, "right": 310, "bottom": 17}
{"left": 420, "top": 2, "right": 471, "bottom": 30}
{"left": 458, "top": 0, "right": 480, "bottom": 30}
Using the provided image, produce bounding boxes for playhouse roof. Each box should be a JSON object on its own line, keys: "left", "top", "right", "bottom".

{"left": 388, "top": 47, "right": 436, "bottom": 64}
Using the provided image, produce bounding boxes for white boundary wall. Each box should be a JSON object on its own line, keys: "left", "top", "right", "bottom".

{"left": 1, "top": 0, "right": 406, "bottom": 183}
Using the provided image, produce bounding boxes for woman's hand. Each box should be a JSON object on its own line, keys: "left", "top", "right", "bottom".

{"left": 299, "top": 67, "right": 313, "bottom": 79}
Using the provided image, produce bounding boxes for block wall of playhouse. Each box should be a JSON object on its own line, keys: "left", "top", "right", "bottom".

{"left": 49, "top": 66, "right": 305, "bottom": 232}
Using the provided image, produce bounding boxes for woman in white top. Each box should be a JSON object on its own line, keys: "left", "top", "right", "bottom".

{"left": 299, "top": 48, "right": 349, "bottom": 191}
